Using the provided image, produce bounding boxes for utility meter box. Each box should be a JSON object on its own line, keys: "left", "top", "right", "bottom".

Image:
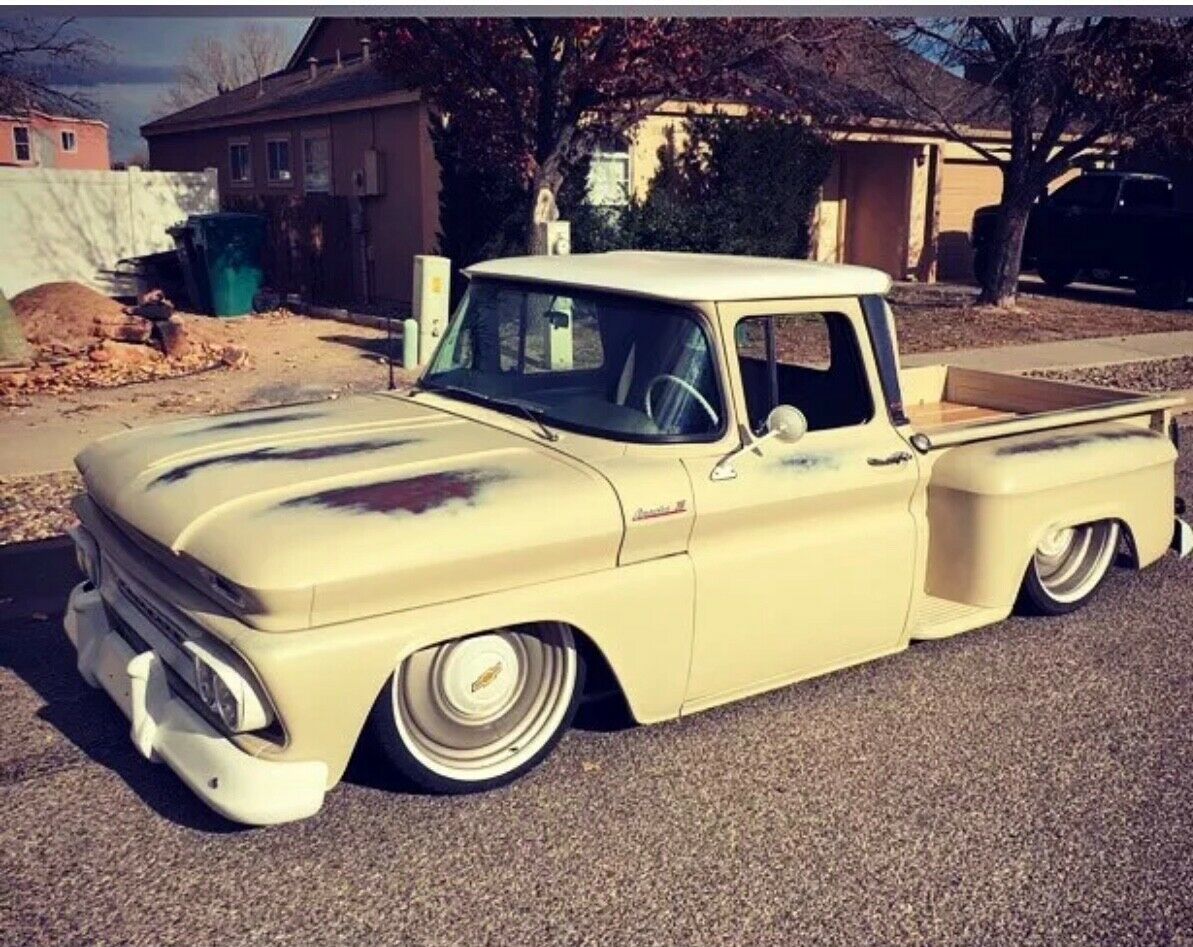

{"left": 352, "top": 149, "right": 385, "bottom": 197}
{"left": 412, "top": 255, "right": 451, "bottom": 365}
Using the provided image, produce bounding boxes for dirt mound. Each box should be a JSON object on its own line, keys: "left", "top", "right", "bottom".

{"left": 10, "top": 282, "right": 150, "bottom": 352}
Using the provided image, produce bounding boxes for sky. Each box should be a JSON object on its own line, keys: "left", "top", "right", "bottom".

{"left": 42, "top": 15, "right": 311, "bottom": 162}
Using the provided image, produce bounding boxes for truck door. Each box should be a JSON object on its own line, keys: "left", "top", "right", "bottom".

{"left": 680, "top": 298, "right": 919, "bottom": 710}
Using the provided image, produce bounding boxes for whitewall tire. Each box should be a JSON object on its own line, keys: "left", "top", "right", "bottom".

{"left": 1017, "top": 520, "right": 1120, "bottom": 616}
{"left": 369, "top": 624, "right": 584, "bottom": 793}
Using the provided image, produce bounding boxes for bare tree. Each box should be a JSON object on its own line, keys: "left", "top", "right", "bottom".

{"left": 0, "top": 16, "right": 106, "bottom": 116}
{"left": 160, "top": 23, "right": 287, "bottom": 113}
{"left": 873, "top": 17, "right": 1193, "bottom": 307}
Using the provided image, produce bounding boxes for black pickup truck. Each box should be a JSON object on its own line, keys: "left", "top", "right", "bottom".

{"left": 972, "top": 171, "right": 1193, "bottom": 309}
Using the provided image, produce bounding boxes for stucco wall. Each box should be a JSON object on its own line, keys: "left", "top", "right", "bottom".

{"left": 0, "top": 167, "right": 217, "bottom": 297}
{"left": 0, "top": 115, "right": 110, "bottom": 170}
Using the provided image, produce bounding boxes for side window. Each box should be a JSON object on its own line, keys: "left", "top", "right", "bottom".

{"left": 1120, "top": 178, "right": 1172, "bottom": 211}
{"left": 735, "top": 312, "right": 872, "bottom": 434}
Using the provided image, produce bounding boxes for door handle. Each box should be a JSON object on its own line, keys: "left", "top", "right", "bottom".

{"left": 867, "top": 451, "right": 913, "bottom": 467}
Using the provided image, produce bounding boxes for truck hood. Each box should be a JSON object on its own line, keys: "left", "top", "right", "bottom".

{"left": 76, "top": 394, "right": 624, "bottom": 630}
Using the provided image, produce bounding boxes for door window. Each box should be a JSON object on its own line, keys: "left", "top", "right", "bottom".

{"left": 734, "top": 313, "right": 873, "bottom": 433}
{"left": 1119, "top": 178, "right": 1173, "bottom": 210}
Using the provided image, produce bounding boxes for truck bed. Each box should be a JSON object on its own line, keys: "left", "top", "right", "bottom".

{"left": 900, "top": 365, "right": 1184, "bottom": 448}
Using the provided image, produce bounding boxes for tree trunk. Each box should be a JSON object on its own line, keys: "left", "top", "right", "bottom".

{"left": 528, "top": 155, "right": 566, "bottom": 254}
{"left": 976, "top": 159, "right": 1040, "bottom": 308}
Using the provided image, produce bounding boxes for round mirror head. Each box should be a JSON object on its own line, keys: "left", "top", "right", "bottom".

{"left": 765, "top": 405, "right": 808, "bottom": 444}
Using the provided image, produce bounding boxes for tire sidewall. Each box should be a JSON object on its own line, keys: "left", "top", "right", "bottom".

{"left": 1015, "top": 523, "right": 1118, "bottom": 616}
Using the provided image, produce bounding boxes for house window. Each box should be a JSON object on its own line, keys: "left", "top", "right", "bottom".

{"left": 266, "top": 138, "right": 292, "bottom": 184}
{"left": 302, "top": 136, "right": 330, "bottom": 192}
{"left": 13, "top": 126, "right": 31, "bottom": 163}
{"left": 60, "top": 130, "right": 77, "bottom": 153}
{"left": 229, "top": 141, "right": 251, "bottom": 183}
{"left": 587, "top": 149, "right": 631, "bottom": 207}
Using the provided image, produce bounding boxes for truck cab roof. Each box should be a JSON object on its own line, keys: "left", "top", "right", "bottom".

{"left": 465, "top": 251, "right": 892, "bottom": 304}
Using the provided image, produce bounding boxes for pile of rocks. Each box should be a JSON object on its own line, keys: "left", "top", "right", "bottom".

{"left": 1, "top": 282, "right": 249, "bottom": 400}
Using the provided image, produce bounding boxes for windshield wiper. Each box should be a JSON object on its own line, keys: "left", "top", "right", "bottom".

{"left": 416, "top": 383, "right": 559, "bottom": 442}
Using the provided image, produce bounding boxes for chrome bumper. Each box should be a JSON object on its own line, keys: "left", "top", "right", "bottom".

{"left": 63, "top": 582, "right": 327, "bottom": 826}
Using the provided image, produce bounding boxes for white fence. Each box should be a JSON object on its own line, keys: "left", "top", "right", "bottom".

{"left": 0, "top": 166, "right": 218, "bottom": 298}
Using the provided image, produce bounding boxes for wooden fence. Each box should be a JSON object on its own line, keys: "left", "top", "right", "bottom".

{"left": 223, "top": 193, "right": 355, "bottom": 305}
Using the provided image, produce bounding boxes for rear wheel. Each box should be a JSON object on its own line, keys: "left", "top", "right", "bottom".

{"left": 1017, "top": 520, "right": 1120, "bottom": 616}
{"left": 368, "top": 623, "right": 583, "bottom": 794}
{"left": 1136, "top": 274, "right": 1187, "bottom": 310}
{"left": 1038, "top": 259, "right": 1077, "bottom": 291}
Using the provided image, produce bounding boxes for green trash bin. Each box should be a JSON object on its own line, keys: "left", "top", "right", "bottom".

{"left": 170, "top": 212, "right": 265, "bottom": 317}
{"left": 193, "top": 212, "right": 266, "bottom": 317}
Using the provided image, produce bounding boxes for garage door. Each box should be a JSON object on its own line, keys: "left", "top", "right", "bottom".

{"left": 938, "top": 160, "right": 1003, "bottom": 282}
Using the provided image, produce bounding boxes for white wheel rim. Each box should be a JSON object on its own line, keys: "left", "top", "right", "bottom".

{"left": 392, "top": 625, "right": 577, "bottom": 781}
{"left": 1033, "top": 521, "right": 1119, "bottom": 604}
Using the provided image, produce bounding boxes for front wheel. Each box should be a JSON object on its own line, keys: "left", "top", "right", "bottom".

{"left": 1038, "top": 259, "right": 1077, "bottom": 291}
{"left": 1017, "top": 520, "right": 1120, "bottom": 616}
{"left": 368, "top": 624, "right": 584, "bottom": 793}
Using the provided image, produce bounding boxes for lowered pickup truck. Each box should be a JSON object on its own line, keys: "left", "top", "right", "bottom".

{"left": 972, "top": 170, "right": 1193, "bottom": 308}
{"left": 63, "top": 252, "right": 1191, "bottom": 825}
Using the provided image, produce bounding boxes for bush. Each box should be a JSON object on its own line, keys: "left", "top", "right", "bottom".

{"left": 571, "top": 113, "right": 833, "bottom": 260}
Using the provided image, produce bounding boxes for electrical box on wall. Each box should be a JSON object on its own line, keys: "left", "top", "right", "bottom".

{"left": 412, "top": 255, "right": 451, "bottom": 366}
{"left": 352, "top": 148, "right": 385, "bottom": 196}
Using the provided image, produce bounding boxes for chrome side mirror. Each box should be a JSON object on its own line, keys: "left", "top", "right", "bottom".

{"left": 711, "top": 405, "right": 808, "bottom": 481}
{"left": 764, "top": 405, "right": 808, "bottom": 444}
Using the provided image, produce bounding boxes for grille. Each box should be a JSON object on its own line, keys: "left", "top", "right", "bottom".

{"left": 117, "top": 578, "right": 191, "bottom": 650}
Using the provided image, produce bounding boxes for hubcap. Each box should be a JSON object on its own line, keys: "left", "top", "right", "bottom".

{"left": 435, "top": 635, "right": 522, "bottom": 721}
{"left": 393, "top": 625, "right": 577, "bottom": 781}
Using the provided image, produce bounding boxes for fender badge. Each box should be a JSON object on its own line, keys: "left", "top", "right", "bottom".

{"left": 471, "top": 662, "right": 503, "bottom": 693}
{"left": 632, "top": 499, "right": 688, "bottom": 522}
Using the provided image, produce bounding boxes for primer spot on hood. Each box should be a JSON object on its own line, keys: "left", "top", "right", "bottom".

{"left": 994, "top": 428, "right": 1160, "bottom": 456}
{"left": 277, "top": 468, "right": 508, "bottom": 517}
{"left": 148, "top": 437, "right": 418, "bottom": 488}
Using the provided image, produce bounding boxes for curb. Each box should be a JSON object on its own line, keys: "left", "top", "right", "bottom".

{"left": 294, "top": 302, "right": 407, "bottom": 334}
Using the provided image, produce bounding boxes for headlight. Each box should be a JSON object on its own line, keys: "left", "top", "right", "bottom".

{"left": 184, "top": 640, "right": 272, "bottom": 732}
{"left": 68, "top": 526, "right": 100, "bottom": 585}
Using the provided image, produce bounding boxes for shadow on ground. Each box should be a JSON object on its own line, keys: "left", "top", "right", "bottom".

{"left": 319, "top": 333, "right": 400, "bottom": 363}
{"left": 0, "top": 537, "right": 244, "bottom": 833}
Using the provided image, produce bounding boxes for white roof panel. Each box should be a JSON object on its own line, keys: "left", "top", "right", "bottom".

{"left": 464, "top": 251, "right": 891, "bottom": 303}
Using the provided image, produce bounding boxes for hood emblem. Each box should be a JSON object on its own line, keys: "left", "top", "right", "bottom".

{"left": 471, "top": 662, "right": 503, "bottom": 693}
{"left": 632, "top": 499, "right": 687, "bottom": 522}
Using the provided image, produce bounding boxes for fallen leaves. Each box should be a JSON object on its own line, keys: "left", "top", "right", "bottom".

{"left": 0, "top": 471, "right": 82, "bottom": 545}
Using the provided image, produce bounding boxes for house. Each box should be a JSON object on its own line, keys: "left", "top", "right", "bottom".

{"left": 1, "top": 109, "right": 110, "bottom": 170}
{"left": 141, "top": 23, "right": 438, "bottom": 306}
{"left": 143, "top": 18, "right": 1102, "bottom": 305}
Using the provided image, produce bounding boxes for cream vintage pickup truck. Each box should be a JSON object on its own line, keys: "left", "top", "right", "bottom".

{"left": 64, "top": 252, "right": 1191, "bottom": 825}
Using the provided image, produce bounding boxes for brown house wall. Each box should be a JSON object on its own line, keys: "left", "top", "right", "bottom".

{"left": 146, "top": 99, "right": 439, "bottom": 306}
{"left": 304, "top": 19, "right": 370, "bottom": 63}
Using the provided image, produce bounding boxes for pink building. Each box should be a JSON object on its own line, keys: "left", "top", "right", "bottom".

{"left": 0, "top": 110, "right": 110, "bottom": 170}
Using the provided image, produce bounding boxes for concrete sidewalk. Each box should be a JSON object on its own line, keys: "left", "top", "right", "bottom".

{"left": 901, "top": 329, "right": 1193, "bottom": 371}
{"left": 4, "top": 329, "right": 1193, "bottom": 477}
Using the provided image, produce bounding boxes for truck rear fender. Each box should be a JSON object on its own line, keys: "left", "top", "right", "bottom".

{"left": 922, "top": 422, "right": 1176, "bottom": 609}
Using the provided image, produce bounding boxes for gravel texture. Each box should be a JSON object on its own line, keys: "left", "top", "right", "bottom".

{"left": 1028, "top": 356, "right": 1193, "bottom": 394}
{"left": 0, "top": 472, "right": 81, "bottom": 545}
{"left": 0, "top": 432, "right": 1190, "bottom": 946}
{"left": 889, "top": 282, "right": 1190, "bottom": 355}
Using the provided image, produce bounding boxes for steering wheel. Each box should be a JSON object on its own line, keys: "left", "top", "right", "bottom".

{"left": 644, "top": 374, "right": 720, "bottom": 429}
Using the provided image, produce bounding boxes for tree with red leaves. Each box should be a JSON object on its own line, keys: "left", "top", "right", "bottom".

{"left": 371, "top": 17, "right": 850, "bottom": 252}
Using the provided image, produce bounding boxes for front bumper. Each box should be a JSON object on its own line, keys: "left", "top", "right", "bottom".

{"left": 63, "top": 581, "right": 327, "bottom": 826}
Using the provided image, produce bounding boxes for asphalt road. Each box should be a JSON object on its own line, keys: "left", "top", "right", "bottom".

{"left": 2, "top": 455, "right": 1191, "bottom": 947}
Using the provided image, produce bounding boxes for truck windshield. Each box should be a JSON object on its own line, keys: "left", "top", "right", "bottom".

{"left": 422, "top": 279, "right": 724, "bottom": 443}
{"left": 1050, "top": 176, "right": 1119, "bottom": 210}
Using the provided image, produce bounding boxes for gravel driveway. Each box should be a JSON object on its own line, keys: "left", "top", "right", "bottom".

{"left": 1, "top": 442, "right": 1190, "bottom": 947}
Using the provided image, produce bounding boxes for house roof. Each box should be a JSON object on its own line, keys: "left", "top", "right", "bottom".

{"left": 746, "top": 29, "right": 1009, "bottom": 134}
{"left": 141, "top": 53, "right": 410, "bottom": 137}
{"left": 465, "top": 251, "right": 891, "bottom": 302}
